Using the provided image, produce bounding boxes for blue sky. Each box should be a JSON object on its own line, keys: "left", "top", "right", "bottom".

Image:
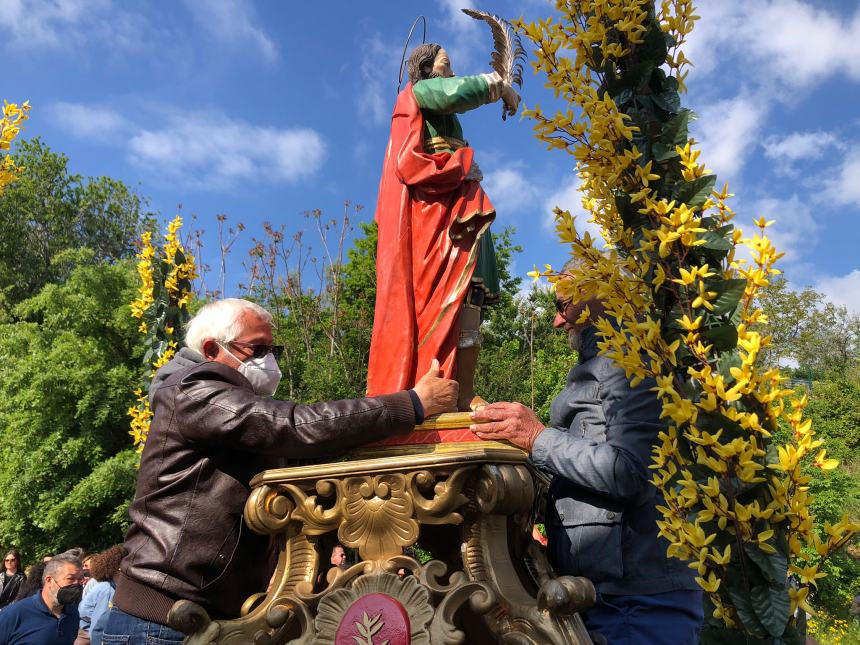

{"left": 3, "top": 0, "right": 859, "bottom": 312}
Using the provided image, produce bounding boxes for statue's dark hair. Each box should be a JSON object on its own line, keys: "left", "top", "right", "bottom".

{"left": 407, "top": 43, "right": 442, "bottom": 85}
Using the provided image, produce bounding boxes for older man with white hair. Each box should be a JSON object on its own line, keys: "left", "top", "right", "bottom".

{"left": 104, "top": 298, "right": 457, "bottom": 644}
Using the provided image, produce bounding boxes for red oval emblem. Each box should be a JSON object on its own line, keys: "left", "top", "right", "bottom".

{"left": 335, "top": 593, "right": 411, "bottom": 645}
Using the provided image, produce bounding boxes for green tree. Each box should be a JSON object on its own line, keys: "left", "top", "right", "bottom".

{"left": 0, "top": 250, "right": 140, "bottom": 558}
{"left": 756, "top": 277, "right": 860, "bottom": 379}
{"left": 0, "top": 138, "right": 150, "bottom": 315}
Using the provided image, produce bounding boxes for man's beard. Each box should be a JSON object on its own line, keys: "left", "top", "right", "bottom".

{"left": 567, "top": 328, "right": 583, "bottom": 352}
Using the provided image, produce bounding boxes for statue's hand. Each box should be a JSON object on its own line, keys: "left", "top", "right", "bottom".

{"left": 501, "top": 84, "right": 521, "bottom": 117}
{"left": 413, "top": 359, "right": 458, "bottom": 417}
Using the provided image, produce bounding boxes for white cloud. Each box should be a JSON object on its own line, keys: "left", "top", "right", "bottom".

{"left": 49, "top": 102, "right": 129, "bottom": 143}
{"left": 763, "top": 131, "right": 838, "bottom": 163}
{"left": 762, "top": 130, "right": 841, "bottom": 176}
{"left": 0, "top": 0, "right": 149, "bottom": 51}
{"left": 437, "top": 0, "right": 480, "bottom": 69}
{"left": 746, "top": 195, "right": 816, "bottom": 268}
{"left": 482, "top": 165, "right": 538, "bottom": 215}
{"left": 823, "top": 149, "right": 860, "bottom": 207}
{"left": 693, "top": 95, "right": 767, "bottom": 181}
{"left": 688, "top": 1, "right": 860, "bottom": 90}
{"left": 816, "top": 269, "right": 860, "bottom": 314}
{"left": 127, "top": 112, "right": 325, "bottom": 188}
{"left": 181, "top": 0, "right": 276, "bottom": 63}
{"left": 542, "top": 175, "right": 603, "bottom": 242}
{"left": 357, "top": 33, "right": 397, "bottom": 127}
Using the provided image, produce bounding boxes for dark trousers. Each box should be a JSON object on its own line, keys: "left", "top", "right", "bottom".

{"left": 585, "top": 590, "right": 703, "bottom": 645}
{"left": 101, "top": 608, "right": 185, "bottom": 645}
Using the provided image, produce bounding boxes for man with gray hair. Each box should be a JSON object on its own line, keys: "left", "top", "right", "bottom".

{"left": 104, "top": 298, "right": 457, "bottom": 644}
{"left": 0, "top": 554, "right": 84, "bottom": 644}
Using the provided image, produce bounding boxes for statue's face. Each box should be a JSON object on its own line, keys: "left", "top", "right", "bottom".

{"left": 432, "top": 47, "right": 454, "bottom": 78}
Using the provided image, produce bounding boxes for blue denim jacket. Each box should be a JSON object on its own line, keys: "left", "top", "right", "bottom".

{"left": 531, "top": 327, "right": 698, "bottom": 596}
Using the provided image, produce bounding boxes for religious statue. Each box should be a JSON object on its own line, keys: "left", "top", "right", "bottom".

{"left": 367, "top": 21, "right": 523, "bottom": 412}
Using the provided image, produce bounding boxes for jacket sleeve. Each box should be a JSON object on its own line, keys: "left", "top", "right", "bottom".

{"left": 530, "top": 363, "right": 661, "bottom": 505}
{"left": 172, "top": 366, "right": 416, "bottom": 457}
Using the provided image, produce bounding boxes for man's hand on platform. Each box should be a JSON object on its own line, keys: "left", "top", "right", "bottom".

{"left": 470, "top": 402, "right": 545, "bottom": 452}
{"left": 413, "top": 359, "right": 458, "bottom": 417}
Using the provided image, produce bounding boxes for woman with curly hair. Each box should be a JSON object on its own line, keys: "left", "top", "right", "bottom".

{"left": 75, "top": 546, "right": 122, "bottom": 645}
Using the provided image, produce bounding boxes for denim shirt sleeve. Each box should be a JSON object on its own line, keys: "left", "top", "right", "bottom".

{"left": 531, "top": 363, "right": 661, "bottom": 505}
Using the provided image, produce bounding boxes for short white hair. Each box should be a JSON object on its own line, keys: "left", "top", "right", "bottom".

{"left": 185, "top": 298, "right": 273, "bottom": 354}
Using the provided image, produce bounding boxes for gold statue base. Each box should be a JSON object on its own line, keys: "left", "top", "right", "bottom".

{"left": 167, "top": 433, "right": 595, "bottom": 644}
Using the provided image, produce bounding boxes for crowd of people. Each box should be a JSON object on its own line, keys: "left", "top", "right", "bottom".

{"left": 0, "top": 546, "right": 122, "bottom": 644}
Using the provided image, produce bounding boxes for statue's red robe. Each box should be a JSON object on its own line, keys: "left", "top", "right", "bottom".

{"left": 366, "top": 83, "right": 495, "bottom": 396}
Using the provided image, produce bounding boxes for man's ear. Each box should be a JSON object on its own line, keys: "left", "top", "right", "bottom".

{"left": 202, "top": 339, "right": 220, "bottom": 360}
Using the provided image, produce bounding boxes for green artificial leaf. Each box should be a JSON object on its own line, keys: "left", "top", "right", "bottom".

{"left": 699, "top": 229, "right": 733, "bottom": 252}
{"left": 674, "top": 173, "right": 717, "bottom": 210}
{"left": 709, "top": 279, "right": 747, "bottom": 316}
{"left": 717, "top": 350, "right": 742, "bottom": 381}
{"left": 744, "top": 542, "right": 788, "bottom": 584}
{"left": 702, "top": 324, "right": 738, "bottom": 352}
{"left": 660, "top": 109, "right": 691, "bottom": 147}
{"left": 652, "top": 88, "right": 681, "bottom": 114}
{"left": 652, "top": 142, "right": 679, "bottom": 162}
{"left": 728, "top": 587, "right": 768, "bottom": 638}
{"left": 750, "top": 584, "right": 791, "bottom": 638}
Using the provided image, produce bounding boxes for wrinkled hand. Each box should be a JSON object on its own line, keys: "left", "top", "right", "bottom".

{"left": 413, "top": 359, "right": 458, "bottom": 417}
{"left": 501, "top": 84, "right": 520, "bottom": 117}
{"left": 470, "top": 401, "right": 544, "bottom": 452}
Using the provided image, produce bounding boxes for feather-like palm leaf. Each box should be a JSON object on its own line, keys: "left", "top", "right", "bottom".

{"left": 462, "top": 8, "right": 525, "bottom": 120}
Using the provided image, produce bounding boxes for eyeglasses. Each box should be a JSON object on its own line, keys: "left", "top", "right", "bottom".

{"left": 229, "top": 340, "right": 284, "bottom": 360}
{"left": 555, "top": 299, "right": 572, "bottom": 314}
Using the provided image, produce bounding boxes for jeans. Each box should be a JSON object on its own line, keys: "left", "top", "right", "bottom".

{"left": 101, "top": 608, "right": 186, "bottom": 645}
{"left": 584, "top": 590, "right": 703, "bottom": 645}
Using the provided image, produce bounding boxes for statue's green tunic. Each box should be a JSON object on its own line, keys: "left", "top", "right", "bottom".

{"left": 412, "top": 75, "right": 500, "bottom": 301}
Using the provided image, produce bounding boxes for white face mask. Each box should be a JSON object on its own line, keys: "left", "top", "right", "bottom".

{"left": 219, "top": 344, "right": 282, "bottom": 397}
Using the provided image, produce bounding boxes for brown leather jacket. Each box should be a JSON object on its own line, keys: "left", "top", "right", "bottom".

{"left": 114, "top": 361, "right": 415, "bottom": 623}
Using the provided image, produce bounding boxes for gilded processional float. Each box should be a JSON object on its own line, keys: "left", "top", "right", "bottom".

{"left": 169, "top": 12, "right": 596, "bottom": 645}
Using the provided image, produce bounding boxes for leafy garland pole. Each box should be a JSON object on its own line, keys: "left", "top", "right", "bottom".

{"left": 0, "top": 101, "right": 30, "bottom": 194}
{"left": 518, "top": 1, "right": 858, "bottom": 642}
{"left": 128, "top": 216, "right": 197, "bottom": 452}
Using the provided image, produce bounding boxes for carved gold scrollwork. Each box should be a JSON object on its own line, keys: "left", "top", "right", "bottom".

{"left": 474, "top": 464, "right": 534, "bottom": 515}
{"left": 183, "top": 446, "right": 594, "bottom": 644}
{"left": 339, "top": 474, "right": 418, "bottom": 560}
{"left": 282, "top": 481, "right": 341, "bottom": 536}
{"left": 537, "top": 576, "right": 596, "bottom": 616}
{"left": 409, "top": 466, "right": 476, "bottom": 525}
{"left": 430, "top": 581, "right": 497, "bottom": 644}
{"left": 245, "top": 485, "right": 294, "bottom": 535}
{"left": 168, "top": 600, "right": 221, "bottom": 645}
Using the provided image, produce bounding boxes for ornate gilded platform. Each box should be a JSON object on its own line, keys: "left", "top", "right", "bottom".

{"left": 167, "top": 421, "right": 595, "bottom": 644}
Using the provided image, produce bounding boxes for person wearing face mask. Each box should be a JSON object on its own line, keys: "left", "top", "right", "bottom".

{"left": 0, "top": 553, "right": 83, "bottom": 644}
{"left": 103, "top": 298, "right": 458, "bottom": 644}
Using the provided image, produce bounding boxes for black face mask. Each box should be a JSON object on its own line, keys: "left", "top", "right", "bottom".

{"left": 56, "top": 583, "right": 83, "bottom": 606}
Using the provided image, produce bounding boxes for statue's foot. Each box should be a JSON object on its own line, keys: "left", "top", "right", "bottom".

{"left": 458, "top": 395, "right": 489, "bottom": 412}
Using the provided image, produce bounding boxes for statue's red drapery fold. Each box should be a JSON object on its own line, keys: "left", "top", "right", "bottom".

{"left": 366, "top": 84, "right": 495, "bottom": 396}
